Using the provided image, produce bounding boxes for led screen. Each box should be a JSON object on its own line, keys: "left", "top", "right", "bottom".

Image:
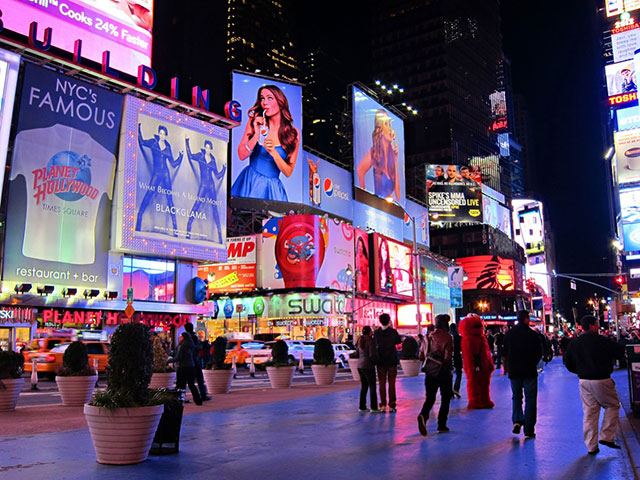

{"left": 621, "top": 186, "right": 640, "bottom": 253}
{"left": 352, "top": 86, "right": 406, "bottom": 205}
{"left": 0, "top": 48, "right": 20, "bottom": 200}
{"left": 456, "top": 255, "right": 516, "bottom": 292}
{"left": 612, "top": 21, "right": 640, "bottom": 62}
{"left": 606, "top": 60, "right": 637, "bottom": 97}
{"left": 403, "top": 199, "right": 430, "bottom": 248}
{"left": 614, "top": 128, "right": 640, "bottom": 185}
{"left": 514, "top": 207, "right": 544, "bottom": 256}
{"left": 617, "top": 105, "right": 640, "bottom": 131}
{"left": 607, "top": 0, "right": 640, "bottom": 17}
{"left": 302, "top": 151, "right": 353, "bottom": 219}
{"left": 113, "top": 95, "right": 228, "bottom": 262}
{"left": 354, "top": 228, "right": 371, "bottom": 294}
{"left": 3, "top": 63, "right": 123, "bottom": 289}
{"left": 353, "top": 202, "right": 403, "bottom": 241}
{"left": 3, "top": 0, "right": 153, "bottom": 76}
{"left": 230, "top": 72, "right": 303, "bottom": 203}
{"left": 372, "top": 233, "right": 413, "bottom": 299}
{"left": 197, "top": 236, "right": 257, "bottom": 294}
{"left": 426, "top": 164, "right": 483, "bottom": 223}
{"left": 483, "top": 195, "right": 512, "bottom": 238}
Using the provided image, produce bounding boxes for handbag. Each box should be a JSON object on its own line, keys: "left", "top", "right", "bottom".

{"left": 421, "top": 336, "right": 444, "bottom": 378}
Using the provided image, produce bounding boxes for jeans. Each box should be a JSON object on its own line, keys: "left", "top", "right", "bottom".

{"left": 177, "top": 366, "right": 202, "bottom": 405}
{"left": 376, "top": 365, "right": 398, "bottom": 408}
{"left": 453, "top": 365, "right": 462, "bottom": 393}
{"left": 358, "top": 368, "right": 378, "bottom": 410}
{"left": 510, "top": 377, "right": 538, "bottom": 435}
{"left": 420, "top": 371, "right": 453, "bottom": 428}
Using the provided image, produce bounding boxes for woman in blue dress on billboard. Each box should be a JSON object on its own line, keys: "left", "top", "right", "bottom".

{"left": 356, "top": 109, "right": 400, "bottom": 201}
{"left": 231, "top": 85, "right": 300, "bottom": 201}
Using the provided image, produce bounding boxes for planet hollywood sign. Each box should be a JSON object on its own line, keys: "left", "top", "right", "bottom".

{"left": 42, "top": 308, "right": 188, "bottom": 328}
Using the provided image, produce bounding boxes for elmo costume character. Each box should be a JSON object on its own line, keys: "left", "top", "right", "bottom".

{"left": 459, "top": 314, "right": 495, "bottom": 409}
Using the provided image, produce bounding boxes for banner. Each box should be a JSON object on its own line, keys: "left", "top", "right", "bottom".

{"left": 230, "top": 72, "right": 303, "bottom": 203}
{"left": 0, "top": 49, "right": 20, "bottom": 200}
{"left": 352, "top": 86, "right": 406, "bottom": 205}
{"left": 3, "top": 64, "right": 123, "bottom": 289}
{"left": 456, "top": 256, "right": 516, "bottom": 292}
{"left": 372, "top": 233, "right": 413, "bottom": 299}
{"left": 426, "top": 164, "right": 483, "bottom": 223}
{"left": 302, "top": 151, "right": 353, "bottom": 219}
{"left": 197, "top": 236, "right": 257, "bottom": 294}
{"left": 113, "top": 95, "right": 228, "bottom": 262}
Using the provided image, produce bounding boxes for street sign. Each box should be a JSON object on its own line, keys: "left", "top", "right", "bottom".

{"left": 448, "top": 267, "right": 464, "bottom": 288}
{"left": 450, "top": 287, "right": 463, "bottom": 308}
{"left": 127, "top": 287, "right": 134, "bottom": 303}
{"left": 124, "top": 303, "right": 135, "bottom": 319}
{"left": 570, "top": 280, "right": 576, "bottom": 290}
{"left": 247, "top": 314, "right": 257, "bottom": 323}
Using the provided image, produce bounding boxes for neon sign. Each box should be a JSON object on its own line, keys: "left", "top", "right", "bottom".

{"left": 609, "top": 92, "right": 638, "bottom": 106}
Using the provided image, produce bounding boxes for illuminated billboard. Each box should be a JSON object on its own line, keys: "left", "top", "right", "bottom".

{"left": 617, "top": 105, "right": 640, "bottom": 130}
{"left": 354, "top": 229, "right": 371, "bottom": 293}
{"left": 352, "top": 86, "right": 406, "bottom": 205}
{"left": 302, "top": 151, "right": 353, "bottom": 219}
{"left": 197, "top": 236, "right": 257, "bottom": 294}
{"left": 3, "top": 64, "right": 123, "bottom": 289}
{"left": 456, "top": 256, "right": 516, "bottom": 292}
{"left": 230, "top": 72, "right": 303, "bottom": 203}
{"left": 372, "top": 233, "right": 413, "bottom": 299}
{"left": 621, "top": 186, "right": 640, "bottom": 253}
{"left": 426, "top": 164, "right": 483, "bottom": 223}
{"left": 113, "top": 95, "right": 228, "bottom": 262}
{"left": 2, "top": 0, "right": 154, "bottom": 76}
{"left": 512, "top": 199, "right": 545, "bottom": 258}
{"left": 612, "top": 20, "right": 640, "bottom": 62}
{"left": 353, "top": 202, "right": 403, "bottom": 241}
{"left": 261, "top": 215, "right": 354, "bottom": 290}
{"left": 614, "top": 127, "right": 640, "bottom": 184}
{"left": 606, "top": 0, "right": 640, "bottom": 17}
{"left": 483, "top": 195, "right": 512, "bottom": 238}
{"left": 489, "top": 91, "right": 508, "bottom": 132}
{"left": 403, "top": 199, "right": 429, "bottom": 248}
{"left": 606, "top": 60, "right": 637, "bottom": 97}
{"left": 0, "top": 48, "right": 20, "bottom": 200}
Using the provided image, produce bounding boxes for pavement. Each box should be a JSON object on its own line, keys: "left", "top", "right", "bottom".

{"left": 0, "top": 358, "right": 638, "bottom": 480}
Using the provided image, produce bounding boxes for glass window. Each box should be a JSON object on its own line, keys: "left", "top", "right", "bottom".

{"left": 122, "top": 256, "right": 175, "bottom": 303}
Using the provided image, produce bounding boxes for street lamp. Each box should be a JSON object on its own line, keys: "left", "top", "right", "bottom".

{"left": 386, "top": 196, "right": 422, "bottom": 336}
{"left": 345, "top": 264, "right": 358, "bottom": 346}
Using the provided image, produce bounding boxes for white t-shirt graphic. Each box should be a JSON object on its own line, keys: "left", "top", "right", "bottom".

{"left": 11, "top": 124, "right": 116, "bottom": 264}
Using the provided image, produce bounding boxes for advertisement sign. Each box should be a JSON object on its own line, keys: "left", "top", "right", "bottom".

{"left": 352, "top": 86, "right": 406, "bottom": 205}
{"left": 621, "top": 186, "right": 640, "bottom": 253}
{"left": 615, "top": 128, "right": 640, "bottom": 184}
{"left": 3, "top": 0, "right": 154, "bottom": 76}
{"left": 612, "top": 21, "right": 640, "bottom": 62}
{"left": 354, "top": 229, "right": 371, "bottom": 293}
{"left": 113, "top": 95, "right": 228, "bottom": 262}
{"left": 0, "top": 49, "right": 20, "bottom": 200}
{"left": 353, "top": 202, "right": 403, "bottom": 241}
{"left": 420, "top": 255, "right": 451, "bottom": 313}
{"left": 606, "top": 60, "right": 637, "bottom": 97}
{"left": 372, "top": 233, "right": 413, "bottom": 299}
{"left": 483, "top": 195, "right": 512, "bottom": 238}
{"left": 403, "top": 199, "right": 430, "bottom": 248}
{"left": 261, "top": 215, "right": 354, "bottom": 290}
{"left": 230, "top": 72, "right": 303, "bottom": 203}
{"left": 456, "top": 255, "right": 516, "bottom": 292}
{"left": 3, "top": 64, "right": 123, "bottom": 289}
{"left": 397, "top": 303, "right": 433, "bottom": 327}
{"left": 617, "top": 105, "right": 640, "bottom": 131}
{"left": 353, "top": 298, "right": 397, "bottom": 326}
{"left": 302, "top": 151, "right": 353, "bottom": 219}
{"left": 198, "top": 236, "right": 257, "bottom": 294}
{"left": 426, "top": 164, "right": 483, "bottom": 223}
{"left": 512, "top": 200, "right": 545, "bottom": 257}
{"left": 607, "top": 0, "right": 640, "bottom": 16}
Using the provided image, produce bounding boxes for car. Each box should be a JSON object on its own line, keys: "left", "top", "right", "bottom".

{"left": 224, "top": 339, "right": 271, "bottom": 366}
{"left": 24, "top": 341, "right": 109, "bottom": 380}
{"left": 284, "top": 340, "right": 315, "bottom": 364}
{"left": 23, "top": 336, "right": 71, "bottom": 363}
{"left": 333, "top": 344, "right": 355, "bottom": 367}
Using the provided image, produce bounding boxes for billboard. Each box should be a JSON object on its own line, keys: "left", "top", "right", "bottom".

{"left": 3, "top": 64, "right": 123, "bottom": 289}
{"left": 353, "top": 202, "right": 403, "bottom": 241}
{"left": 456, "top": 256, "right": 516, "bottom": 292}
{"left": 403, "top": 199, "right": 430, "bottom": 247}
{"left": 354, "top": 229, "right": 371, "bottom": 293}
{"left": 607, "top": 0, "right": 640, "bottom": 17}
{"left": 612, "top": 21, "right": 640, "bottom": 62}
{"left": 2, "top": 0, "right": 154, "bottom": 76}
{"left": 230, "top": 72, "right": 303, "bottom": 203}
{"left": 426, "top": 164, "right": 483, "bottom": 223}
{"left": 372, "top": 233, "right": 413, "bottom": 299}
{"left": 261, "top": 215, "right": 354, "bottom": 290}
{"left": 0, "top": 49, "right": 20, "bottom": 200}
{"left": 621, "top": 186, "right": 640, "bottom": 253}
{"left": 617, "top": 105, "right": 640, "bottom": 130}
{"left": 512, "top": 199, "right": 545, "bottom": 258}
{"left": 352, "top": 86, "right": 406, "bottom": 205}
{"left": 113, "top": 95, "right": 228, "bottom": 262}
{"left": 302, "top": 151, "right": 353, "bottom": 219}
{"left": 483, "top": 195, "right": 512, "bottom": 238}
{"left": 614, "top": 128, "right": 640, "bottom": 184}
{"left": 197, "top": 236, "right": 257, "bottom": 294}
{"left": 606, "top": 60, "right": 637, "bottom": 97}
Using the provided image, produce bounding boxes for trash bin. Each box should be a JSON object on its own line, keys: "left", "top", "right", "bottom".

{"left": 626, "top": 345, "right": 640, "bottom": 417}
{"left": 149, "top": 388, "right": 184, "bottom": 455}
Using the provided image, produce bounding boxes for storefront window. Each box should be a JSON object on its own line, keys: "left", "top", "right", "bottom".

{"left": 122, "top": 256, "right": 175, "bottom": 302}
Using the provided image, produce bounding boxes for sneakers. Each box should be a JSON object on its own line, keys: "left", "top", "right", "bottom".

{"left": 452, "top": 391, "right": 461, "bottom": 399}
{"left": 512, "top": 423, "right": 522, "bottom": 434}
{"left": 358, "top": 407, "right": 368, "bottom": 413}
{"left": 370, "top": 408, "right": 384, "bottom": 414}
{"left": 599, "top": 440, "right": 621, "bottom": 449}
{"left": 437, "top": 426, "right": 450, "bottom": 433}
{"left": 588, "top": 448, "right": 600, "bottom": 455}
{"left": 417, "top": 415, "right": 427, "bottom": 436}
{"left": 389, "top": 407, "right": 397, "bottom": 413}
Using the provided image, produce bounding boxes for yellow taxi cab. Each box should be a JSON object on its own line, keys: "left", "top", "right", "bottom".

{"left": 224, "top": 339, "right": 271, "bottom": 366}
{"left": 24, "top": 341, "right": 109, "bottom": 379}
{"left": 23, "top": 337, "right": 71, "bottom": 363}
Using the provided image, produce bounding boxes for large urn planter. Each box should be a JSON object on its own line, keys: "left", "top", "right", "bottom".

{"left": 0, "top": 377, "right": 24, "bottom": 411}
{"left": 266, "top": 366, "right": 295, "bottom": 389}
{"left": 149, "top": 372, "right": 176, "bottom": 389}
{"left": 348, "top": 359, "right": 361, "bottom": 382}
{"left": 84, "top": 404, "right": 164, "bottom": 465}
{"left": 400, "top": 359, "right": 421, "bottom": 377}
{"left": 56, "top": 375, "right": 98, "bottom": 406}
{"left": 203, "top": 369, "right": 233, "bottom": 394}
{"left": 311, "top": 364, "right": 339, "bottom": 385}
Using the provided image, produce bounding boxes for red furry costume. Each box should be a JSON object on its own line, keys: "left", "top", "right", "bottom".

{"left": 459, "top": 314, "right": 495, "bottom": 409}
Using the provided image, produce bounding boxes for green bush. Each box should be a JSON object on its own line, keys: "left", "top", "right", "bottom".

{"left": 313, "top": 338, "right": 335, "bottom": 365}
{"left": 57, "top": 341, "right": 94, "bottom": 376}
{"left": 152, "top": 336, "right": 173, "bottom": 373}
{"left": 400, "top": 336, "right": 419, "bottom": 360}
{"left": 206, "top": 336, "right": 230, "bottom": 370}
{"left": 266, "top": 340, "right": 290, "bottom": 367}
{"left": 0, "top": 350, "right": 24, "bottom": 379}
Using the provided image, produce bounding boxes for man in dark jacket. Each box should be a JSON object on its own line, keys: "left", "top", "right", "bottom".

{"left": 374, "top": 313, "right": 402, "bottom": 412}
{"left": 450, "top": 322, "right": 463, "bottom": 398}
{"left": 502, "top": 310, "right": 542, "bottom": 439}
{"left": 184, "top": 322, "right": 211, "bottom": 401}
{"left": 564, "top": 315, "right": 625, "bottom": 455}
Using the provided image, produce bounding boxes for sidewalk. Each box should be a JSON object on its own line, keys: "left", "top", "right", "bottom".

{"left": 0, "top": 359, "right": 637, "bottom": 480}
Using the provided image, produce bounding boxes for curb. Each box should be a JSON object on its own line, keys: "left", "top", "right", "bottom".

{"left": 620, "top": 411, "right": 640, "bottom": 480}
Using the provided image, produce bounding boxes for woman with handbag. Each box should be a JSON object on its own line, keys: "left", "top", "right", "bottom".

{"left": 417, "top": 314, "right": 453, "bottom": 436}
{"left": 357, "top": 326, "right": 383, "bottom": 413}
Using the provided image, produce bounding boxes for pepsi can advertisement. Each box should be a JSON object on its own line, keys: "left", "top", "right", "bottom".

{"left": 302, "top": 151, "right": 353, "bottom": 220}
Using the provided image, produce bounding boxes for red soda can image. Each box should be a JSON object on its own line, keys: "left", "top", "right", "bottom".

{"left": 275, "top": 215, "right": 326, "bottom": 288}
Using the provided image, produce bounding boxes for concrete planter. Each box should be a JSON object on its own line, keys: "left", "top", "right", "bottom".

{"left": 84, "top": 404, "right": 163, "bottom": 465}
{"left": 348, "top": 358, "right": 361, "bottom": 382}
{"left": 56, "top": 375, "right": 98, "bottom": 406}
{"left": 203, "top": 369, "right": 233, "bottom": 394}
{"left": 400, "top": 359, "right": 421, "bottom": 377}
{"left": 0, "top": 377, "right": 23, "bottom": 411}
{"left": 311, "top": 364, "right": 338, "bottom": 385}
{"left": 149, "top": 372, "right": 176, "bottom": 389}
{"left": 266, "top": 366, "right": 295, "bottom": 389}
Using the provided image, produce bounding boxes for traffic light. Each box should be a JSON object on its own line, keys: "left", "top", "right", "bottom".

{"left": 615, "top": 275, "right": 626, "bottom": 291}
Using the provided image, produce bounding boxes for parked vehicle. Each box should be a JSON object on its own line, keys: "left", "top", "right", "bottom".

{"left": 275, "top": 340, "right": 315, "bottom": 364}
{"left": 224, "top": 339, "right": 271, "bottom": 366}
{"left": 333, "top": 344, "right": 355, "bottom": 367}
{"left": 24, "top": 341, "right": 109, "bottom": 379}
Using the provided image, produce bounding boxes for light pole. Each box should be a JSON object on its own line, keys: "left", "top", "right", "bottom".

{"left": 346, "top": 264, "right": 358, "bottom": 346}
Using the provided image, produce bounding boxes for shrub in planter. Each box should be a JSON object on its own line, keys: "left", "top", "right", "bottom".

{"left": 0, "top": 350, "right": 25, "bottom": 411}
{"left": 149, "top": 336, "right": 176, "bottom": 389}
{"left": 399, "top": 336, "right": 421, "bottom": 377}
{"left": 0, "top": 350, "right": 24, "bottom": 379}
{"left": 55, "top": 341, "right": 98, "bottom": 406}
{"left": 203, "top": 337, "right": 233, "bottom": 394}
{"left": 265, "top": 340, "right": 292, "bottom": 367}
{"left": 312, "top": 338, "right": 338, "bottom": 385}
{"left": 265, "top": 340, "right": 294, "bottom": 389}
{"left": 57, "top": 341, "right": 95, "bottom": 377}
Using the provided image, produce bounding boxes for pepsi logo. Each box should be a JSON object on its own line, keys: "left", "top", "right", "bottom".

{"left": 313, "top": 175, "right": 321, "bottom": 188}
{"left": 324, "top": 178, "right": 333, "bottom": 196}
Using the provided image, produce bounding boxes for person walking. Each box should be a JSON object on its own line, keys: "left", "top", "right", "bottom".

{"left": 184, "top": 322, "right": 211, "bottom": 401}
{"left": 564, "top": 315, "right": 626, "bottom": 455}
{"left": 417, "top": 314, "right": 453, "bottom": 436}
{"left": 494, "top": 328, "right": 505, "bottom": 371}
{"left": 374, "top": 313, "right": 402, "bottom": 413}
{"left": 357, "top": 326, "right": 382, "bottom": 413}
{"left": 502, "top": 310, "right": 543, "bottom": 439}
{"left": 174, "top": 332, "right": 203, "bottom": 405}
{"left": 450, "top": 322, "right": 463, "bottom": 398}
